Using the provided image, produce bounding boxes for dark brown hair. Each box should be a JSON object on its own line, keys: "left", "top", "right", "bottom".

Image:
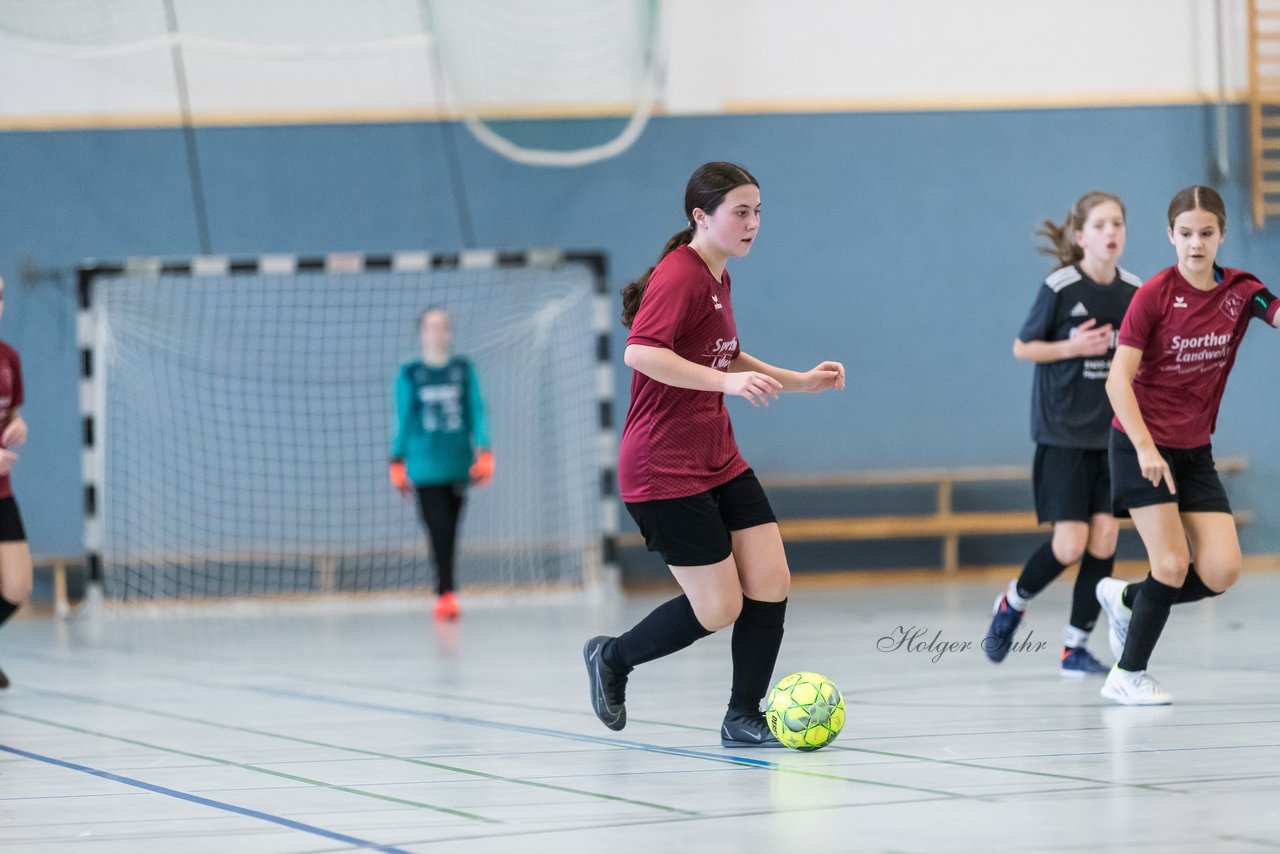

{"left": 1036, "top": 191, "right": 1126, "bottom": 269}
{"left": 620, "top": 161, "right": 759, "bottom": 328}
{"left": 1167, "top": 185, "right": 1227, "bottom": 231}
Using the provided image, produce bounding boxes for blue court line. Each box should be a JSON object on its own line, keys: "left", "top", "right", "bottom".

{"left": 253, "top": 685, "right": 1184, "bottom": 797}
{"left": 253, "top": 684, "right": 776, "bottom": 767}
{"left": 0, "top": 744, "right": 415, "bottom": 854}
{"left": 250, "top": 685, "right": 966, "bottom": 799}
{"left": 17, "top": 687, "right": 694, "bottom": 817}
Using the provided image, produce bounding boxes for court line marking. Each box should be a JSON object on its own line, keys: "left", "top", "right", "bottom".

{"left": 841, "top": 745, "right": 1178, "bottom": 792}
{"left": 13, "top": 640, "right": 1190, "bottom": 801}
{"left": 0, "top": 709, "right": 495, "bottom": 823}
{"left": 12, "top": 627, "right": 1269, "bottom": 804}
{"left": 253, "top": 685, "right": 1207, "bottom": 797}
{"left": 0, "top": 743, "right": 417, "bottom": 854}
{"left": 19, "top": 685, "right": 699, "bottom": 817}
{"left": 249, "top": 685, "right": 970, "bottom": 800}
{"left": 9, "top": 639, "right": 714, "bottom": 733}
{"left": 345, "top": 793, "right": 962, "bottom": 854}
{"left": 14, "top": 642, "right": 1274, "bottom": 796}
{"left": 1217, "top": 834, "right": 1280, "bottom": 848}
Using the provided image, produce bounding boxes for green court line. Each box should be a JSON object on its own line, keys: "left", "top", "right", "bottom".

{"left": 1219, "top": 834, "right": 1280, "bottom": 849}
{"left": 21, "top": 686, "right": 698, "bottom": 817}
{"left": 9, "top": 642, "right": 711, "bottom": 733}
{"left": 0, "top": 708, "right": 495, "bottom": 824}
{"left": 843, "top": 745, "right": 1176, "bottom": 792}
{"left": 10, "top": 645, "right": 1176, "bottom": 800}
{"left": 379, "top": 793, "right": 967, "bottom": 850}
{"left": 3, "top": 648, "right": 995, "bottom": 799}
{"left": 296, "top": 673, "right": 714, "bottom": 733}
{"left": 254, "top": 685, "right": 974, "bottom": 801}
{"left": 249, "top": 684, "right": 1188, "bottom": 802}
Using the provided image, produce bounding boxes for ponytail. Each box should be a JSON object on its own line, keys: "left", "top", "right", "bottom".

{"left": 1036, "top": 214, "right": 1081, "bottom": 268}
{"left": 622, "top": 161, "right": 760, "bottom": 328}
{"left": 620, "top": 226, "right": 695, "bottom": 328}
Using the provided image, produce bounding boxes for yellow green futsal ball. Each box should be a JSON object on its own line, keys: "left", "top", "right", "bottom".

{"left": 765, "top": 671, "right": 845, "bottom": 751}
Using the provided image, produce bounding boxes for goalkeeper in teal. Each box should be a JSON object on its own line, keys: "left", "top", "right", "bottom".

{"left": 390, "top": 308, "right": 493, "bottom": 620}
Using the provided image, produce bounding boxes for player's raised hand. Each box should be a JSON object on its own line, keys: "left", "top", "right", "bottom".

{"left": 724, "top": 371, "right": 782, "bottom": 406}
{"left": 1071, "top": 319, "right": 1114, "bottom": 357}
{"left": 801, "top": 360, "right": 845, "bottom": 392}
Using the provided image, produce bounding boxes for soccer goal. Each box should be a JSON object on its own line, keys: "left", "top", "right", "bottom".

{"left": 77, "top": 249, "right": 617, "bottom": 603}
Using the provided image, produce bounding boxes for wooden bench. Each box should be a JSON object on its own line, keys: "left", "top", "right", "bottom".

{"left": 615, "top": 460, "right": 1249, "bottom": 573}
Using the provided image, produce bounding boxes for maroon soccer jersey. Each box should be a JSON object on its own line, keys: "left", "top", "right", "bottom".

{"left": 618, "top": 245, "right": 749, "bottom": 501}
{"left": 1114, "top": 266, "right": 1278, "bottom": 448}
{"left": 0, "top": 341, "right": 23, "bottom": 500}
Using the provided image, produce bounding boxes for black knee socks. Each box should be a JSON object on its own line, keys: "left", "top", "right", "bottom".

{"left": 1070, "top": 552, "right": 1114, "bottom": 632}
{"left": 0, "top": 594, "right": 18, "bottom": 630}
{"left": 608, "top": 594, "right": 712, "bottom": 672}
{"left": 1176, "top": 565, "right": 1223, "bottom": 604}
{"left": 1118, "top": 573, "right": 1179, "bottom": 672}
{"left": 729, "top": 596, "right": 787, "bottom": 714}
{"left": 604, "top": 594, "right": 788, "bottom": 714}
{"left": 1121, "top": 581, "right": 1138, "bottom": 609}
{"left": 1015, "top": 541, "right": 1068, "bottom": 601}
{"left": 1120, "top": 563, "right": 1222, "bottom": 609}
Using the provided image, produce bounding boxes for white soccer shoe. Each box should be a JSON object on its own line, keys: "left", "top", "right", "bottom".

{"left": 1101, "top": 666, "right": 1173, "bottom": 706}
{"left": 1095, "top": 577, "right": 1132, "bottom": 661}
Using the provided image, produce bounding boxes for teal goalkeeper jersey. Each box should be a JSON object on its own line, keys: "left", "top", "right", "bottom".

{"left": 391, "top": 356, "right": 490, "bottom": 486}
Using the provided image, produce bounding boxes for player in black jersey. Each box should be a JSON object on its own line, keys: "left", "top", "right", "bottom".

{"left": 983, "top": 192, "right": 1140, "bottom": 676}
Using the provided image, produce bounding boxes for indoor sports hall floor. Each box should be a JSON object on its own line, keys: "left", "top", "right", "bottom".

{"left": 3, "top": 569, "right": 1280, "bottom": 853}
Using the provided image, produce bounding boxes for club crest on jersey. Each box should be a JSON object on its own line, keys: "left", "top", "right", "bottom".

{"left": 1220, "top": 292, "right": 1245, "bottom": 320}
{"left": 711, "top": 293, "right": 723, "bottom": 311}
{"left": 1069, "top": 302, "right": 1088, "bottom": 317}
{"left": 1173, "top": 296, "right": 1188, "bottom": 309}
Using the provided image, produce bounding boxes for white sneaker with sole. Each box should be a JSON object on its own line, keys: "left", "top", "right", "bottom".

{"left": 1101, "top": 666, "right": 1173, "bottom": 705}
{"left": 1095, "top": 578, "right": 1132, "bottom": 661}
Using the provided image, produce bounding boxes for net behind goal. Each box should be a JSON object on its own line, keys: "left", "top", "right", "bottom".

{"left": 78, "top": 250, "right": 615, "bottom": 602}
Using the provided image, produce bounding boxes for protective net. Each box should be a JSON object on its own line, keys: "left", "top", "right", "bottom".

{"left": 0, "top": 0, "right": 662, "bottom": 164}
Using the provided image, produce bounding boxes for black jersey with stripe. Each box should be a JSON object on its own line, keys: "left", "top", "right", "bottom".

{"left": 1018, "top": 264, "right": 1141, "bottom": 449}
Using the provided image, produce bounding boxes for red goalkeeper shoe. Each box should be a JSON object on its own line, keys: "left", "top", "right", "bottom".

{"left": 433, "top": 591, "right": 460, "bottom": 621}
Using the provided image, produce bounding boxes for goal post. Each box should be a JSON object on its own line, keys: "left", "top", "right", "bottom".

{"left": 77, "top": 249, "right": 618, "bottom": 603}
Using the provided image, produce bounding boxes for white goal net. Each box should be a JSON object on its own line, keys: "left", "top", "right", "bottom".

{"left": 78, "top": 250, "right": 615, "bottom": 602}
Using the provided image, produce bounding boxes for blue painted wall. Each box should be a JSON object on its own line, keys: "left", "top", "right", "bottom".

{"left": 2, "top": 104, "right": 1277, "bottom": 559}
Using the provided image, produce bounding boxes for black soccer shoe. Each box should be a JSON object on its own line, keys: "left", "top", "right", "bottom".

{"left": 583, "top": 636, "right": 627, "bottom": 731}
{"left": 0, "top": 665, "right": 9, "bottom": 690}
{"left": 721, "top": 708, "right": 785, "bottom": 748}
{"left": 982, "top": 593, "right": 1025, "bottom": 664}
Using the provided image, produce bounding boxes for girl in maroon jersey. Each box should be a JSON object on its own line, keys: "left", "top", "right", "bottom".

{"left": 0, "top": 275, "right": 31, "bottom": 690}
{"left": 1098, "top": 186, "right": 1279, "bottom": 705}
{"left": 583, "top": 162, "right": 845, "bottom": 746}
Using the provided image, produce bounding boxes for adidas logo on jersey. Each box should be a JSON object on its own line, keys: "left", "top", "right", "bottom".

{"left": 1069, "top": 302, "right": 1088, "bottom": 317}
